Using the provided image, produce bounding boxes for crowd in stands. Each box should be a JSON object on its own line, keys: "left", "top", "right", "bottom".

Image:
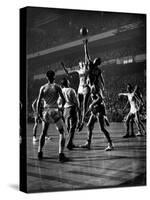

{"left": 27, "top": 11, "right": 145, "bottom": 54}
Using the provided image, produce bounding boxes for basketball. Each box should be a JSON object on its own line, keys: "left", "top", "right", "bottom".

{"left": 80, "top": 27, "right": 88, "bottom": 36}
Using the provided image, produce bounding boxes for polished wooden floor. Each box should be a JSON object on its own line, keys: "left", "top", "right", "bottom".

{"left": 26, "top": 122, "right": 146, "bottom": 193}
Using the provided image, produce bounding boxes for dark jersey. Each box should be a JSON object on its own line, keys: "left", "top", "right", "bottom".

{"left": 88, "top": 61, "right": 102, "bottom": 89}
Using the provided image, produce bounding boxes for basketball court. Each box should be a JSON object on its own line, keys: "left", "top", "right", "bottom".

{"left": 26, "top": 122, "right": 146, "bottom": 193}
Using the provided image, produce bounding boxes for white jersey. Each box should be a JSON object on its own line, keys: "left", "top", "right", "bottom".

{"left": 127, "top": 93, "right": 138, "bottom": 114}
{"left": 42, "top": 83, "right": 61, "bottom": 108}
{"left": 77, "top": 67, "right": 89, "bottom": 94}
{"left": 62, "top": 87, "right": 78, "bottom": 108}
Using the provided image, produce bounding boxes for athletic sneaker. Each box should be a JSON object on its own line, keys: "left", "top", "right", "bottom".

{"left": 136, "top": 132, "right": 143, "bottom": 137}
{"left": 105, "top": 143, "right": 114, "bottom": 151}
{"left": 38, "top": 151, "right": 43, "bottom": 160}
{"left": 33, "top": 136, "right": 38, "bottom": 143}
{"left": 59, "top": 153, "right": 70, "bottom": 163}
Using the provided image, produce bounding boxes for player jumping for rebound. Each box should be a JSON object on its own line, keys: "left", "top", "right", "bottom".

{"left": 61, "top": 61, "right": 90, "bottom": 131}
{"left": 83, "top": 38, "right": 109, "bottom": 127}
{"left": 36, "top": 70, "right": 69, "bottom": 162}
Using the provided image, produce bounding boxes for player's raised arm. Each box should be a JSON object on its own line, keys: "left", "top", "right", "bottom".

{"left": 60, "top": 62, "right": 77, "bottom": 77}
{"left": 83, "top": 39, "right": 91, "bottom": 65}
{"left": 60, "top": 62, "right": 70, "bottom": 76}
{"left": 133, "top": 85, "right": 138, "bottom": 95}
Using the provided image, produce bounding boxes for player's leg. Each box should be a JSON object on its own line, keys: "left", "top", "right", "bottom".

{"left": 136, "top": 111, "right": 146, "bottom": 135}
{"left": 66, "top": 106, "right": 78, "bottom": 150}
{"left": 134, "top": 113, "right": 144, "bottom": 136}
{"left": 64, "top": 106, "right": 71, "bottom": 134}
{"left": 52, "top": 109, "right": 69, "bottom": 162}
{"left": 82, "top": 91, "right": 89, "bottom": 121}
{"left": 66, "top": 116, "right": 70, "bottom": 134}
{"left": 103, "top": 102, "right": 110, "bottom": 126}
{"left": 33, "top": 116, "right": 39, "bottom": 142}
{"left": 78, "top": 87, "right": 90, "bottom": 131}
{"left": 64, "top": 107, "right": 72, "bottom": 148}
{"left": 98, "top": 88, "right": 110, "bottom": 126}
{"left": 55, "top": 118, "right": 70, "bottom": 162}
{"left": 123, "top": 113, "right": 131, "bottom": 138}
{"left": 139, "top": 120, "right": 146, "bottom": 135}
{"left": 80, "top": 114, "right": 96, "bottom": 149}
{"left": 98, "top": 113, "right": 113, "bottom": 151}
{"left": 77, "top": 93, "right": 83, "bottom": 129}
{"left": 38, "top": 120, "right": 49, "bottom": 159}
{"left": 130, "top": 116, "right": 136, "bottom": 137}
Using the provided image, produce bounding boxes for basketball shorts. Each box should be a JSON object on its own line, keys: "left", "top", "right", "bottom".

{"left": 78, "top": 84, "right": 90, "bottom": 95}
{"left": 43, "top": 108, "right": 64, "bottom": 130}
{"left": 92, "top": 103, "right": 105, "bottom": 116}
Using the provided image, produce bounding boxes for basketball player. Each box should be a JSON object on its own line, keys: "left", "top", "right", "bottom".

{"left": 80, "top": 85, "right": 113, "bottom": 151}
{"left": 118, "top": 84, "right": 144, "bottom": 138}
{"left": 36, "top": 70, "right": 69, "bottom": 162}
{"left": 61, "top": 78, "right": 79, "bottom": 150}
{"left": 61, "top": 61, "right": 90, "bottom": 131}
{"left": 83, "top": 39, "right": 109, "bottom": 126}
{"left": 134, "top": 86, "right": 146, "bottom": 136}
